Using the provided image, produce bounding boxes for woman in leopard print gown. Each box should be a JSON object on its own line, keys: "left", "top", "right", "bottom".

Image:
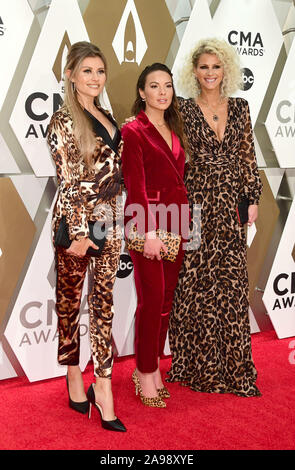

{"left": 167, "top": 39, "right": 263, "bottom": 397}
{"left": 47, "top": 42, "right": 126, "bottom": 431}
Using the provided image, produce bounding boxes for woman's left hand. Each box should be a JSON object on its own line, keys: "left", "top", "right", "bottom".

{"left": 247, "top": 204, "right": 258, "bottom": 226}
{"left": 143, "top": 233, "right": 168, "bottom": 261}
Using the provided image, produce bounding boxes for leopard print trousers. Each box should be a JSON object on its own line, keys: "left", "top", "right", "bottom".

{"left": 55, "top": 235, "right": 121, "bottom": 378}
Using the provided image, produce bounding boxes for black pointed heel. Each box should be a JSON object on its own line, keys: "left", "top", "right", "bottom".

{"left": 87, "top": 383, "right": 126, "bottom": 432}
{"left": 66, "top": 374, "right": 89, "bottom": 414}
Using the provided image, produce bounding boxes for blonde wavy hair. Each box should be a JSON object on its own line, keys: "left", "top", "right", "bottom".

{"left": 62, "top": 41, "right": 107, "bottom": 169}
{"left": 177, "top": 38, "right": 242, "bottom": 98}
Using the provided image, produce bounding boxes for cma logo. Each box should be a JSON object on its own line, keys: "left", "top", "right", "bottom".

{"left": 228, "top": 31, "right": 264, "bottom": 57}
{"left": 276, "top": 101, "right": 295, "bottom": 124}
{"left": 24, "top": 92, "right": 63, "bottom": 138}
{"left": 272, "top": 272, "right": 295, "bottom": 310}
{"left": 275, "top": 101, "right": 295, "bottom": 138}
{"left": 0, "top": 17, "right": 5, "bottom": 36}
{"left": 18, "top": 298, "right": 89, "bottom": 347}
{"left": 24, "top": 37, "right": 68, "bottom": 139}
{"left": 112, "top": 0, "right": 147, "bottom": 65}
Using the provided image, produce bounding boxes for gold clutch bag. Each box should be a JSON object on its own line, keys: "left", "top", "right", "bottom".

{"left": 126, "top": 224, "right": 181, "bottom": 262}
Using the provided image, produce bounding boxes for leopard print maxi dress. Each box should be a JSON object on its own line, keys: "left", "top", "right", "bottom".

{"left": 167, "top": 97, "right": 263, "bottom": 397}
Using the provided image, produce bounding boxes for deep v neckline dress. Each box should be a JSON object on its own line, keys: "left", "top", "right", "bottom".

{"left": 167, "top": 97, "right": 262, "bottom": 397}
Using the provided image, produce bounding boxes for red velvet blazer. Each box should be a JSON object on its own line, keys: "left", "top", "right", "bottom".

{"left": 121, "top": 111, "right": 189, "bottom": 237}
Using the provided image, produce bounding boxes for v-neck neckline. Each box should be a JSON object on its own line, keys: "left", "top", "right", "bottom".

{"left": 84, "top": 107, "right": 121, "bottom": 155}
{"left": 85, "top": 107, "right": 117, "bottom": 142}
{"left": 192, "top": 97, "right": 232, "bottom": 146}
{"left": 144, "top": 112, "right": 174, "bottom": 153}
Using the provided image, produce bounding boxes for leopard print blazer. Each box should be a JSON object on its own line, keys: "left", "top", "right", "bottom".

{"left": 47, "top": 105, "right": 123, "bottom": 242}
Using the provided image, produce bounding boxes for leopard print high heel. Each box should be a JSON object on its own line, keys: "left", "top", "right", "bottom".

{"left": 157, "top": 386, "right": 170, "bottom": 399}
{"left": 132, "top": 370, "right": 166, "bottom": 408}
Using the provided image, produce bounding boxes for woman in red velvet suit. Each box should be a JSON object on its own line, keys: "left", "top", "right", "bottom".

{"left": 121, "top": 63, "right": 189, "bottom": 407}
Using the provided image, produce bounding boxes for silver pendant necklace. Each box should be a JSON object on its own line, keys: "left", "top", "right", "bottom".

{"left": 199, "top": 98, "right": 224, "bottom": 122}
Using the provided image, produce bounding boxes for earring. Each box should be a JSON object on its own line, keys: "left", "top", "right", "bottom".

{"left": 141, "top": 98, "right": 145, "bottom": 102}
{"left": 71, "top": 82, "right": 76, "bottom": 92}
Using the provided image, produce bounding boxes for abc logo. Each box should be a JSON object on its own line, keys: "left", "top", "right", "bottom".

{"left": 116, "top": 254, "right": 133, "bottom": 278}
{"left": 241, "top": 68, "right": 254, "bottom": 91}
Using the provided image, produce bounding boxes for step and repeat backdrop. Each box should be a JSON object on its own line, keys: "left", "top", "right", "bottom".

{"left": 0, "top": 0, "right": 294, "bottom": 382}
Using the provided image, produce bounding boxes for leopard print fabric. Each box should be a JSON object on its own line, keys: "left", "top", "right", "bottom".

{"left": 47, "top": 106, "right": 123, "bottom": 241}
{"left": 47, "top": 106, "right": 123, "bottom": 377}
{"left": 167, "top": 97, "right": 263, "bottom": 397}
{"left": 88, "top": 235, "right": 122, "bottom": 378}
{"left": 55, "top": 246, "right": 90, "bottom": 366}
{"left": 126, "top": 225, "right": 181, "bottom": 262}
{"left": 55, "top": 234, "right": 121, "bottom": 378}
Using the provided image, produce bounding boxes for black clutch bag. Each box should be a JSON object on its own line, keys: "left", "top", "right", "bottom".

{"left": 54, "top": 216, "right": 107, "bottom": 257}
{"left": 236, "top": 196, "right": 249, "bottom": 225}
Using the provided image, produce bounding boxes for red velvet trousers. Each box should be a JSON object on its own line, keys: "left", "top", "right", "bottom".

{"left": 129, "top": 246, "right": 184, "bottom": 373}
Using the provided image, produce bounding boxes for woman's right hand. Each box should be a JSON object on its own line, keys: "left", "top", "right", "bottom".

{"left": 143, "top": 234, "right": 168, "bottom": 261}
{"left": 66, "top": 238, "right": 98, "bottom": 257}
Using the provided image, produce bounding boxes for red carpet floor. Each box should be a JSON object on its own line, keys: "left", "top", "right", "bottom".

{"left": 0, "top": 330, "right": 294, "bottom": 451}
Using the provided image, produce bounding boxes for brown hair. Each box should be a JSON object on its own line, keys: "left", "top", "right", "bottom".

{"left": 63, "top": 41, "right": 107, "bottom": 169}
{"left": 132, "top": 63, "right": 188, "bottom": 154}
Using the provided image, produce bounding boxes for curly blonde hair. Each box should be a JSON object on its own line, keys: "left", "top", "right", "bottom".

{"left": 177, "top": 37, "right": 242, "bottom": 98}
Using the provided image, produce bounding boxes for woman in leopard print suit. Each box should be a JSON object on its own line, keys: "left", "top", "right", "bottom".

{"left": 168, "top": 39, "right": 263, "bottom": 397}
{"left": 47, "top": 42, "right": 126, "bottom": 431}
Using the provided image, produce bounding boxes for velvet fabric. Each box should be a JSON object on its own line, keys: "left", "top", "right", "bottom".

{"left": 121, "top": 111, "right": 189, "bottom": 373}
{"left": 122, "top": 110, "right": 189, "bottom": 236}
{"left": 129, "top": 246, "right": 184, "bottom": 372}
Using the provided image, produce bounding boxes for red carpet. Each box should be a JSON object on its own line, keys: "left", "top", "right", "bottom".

{"left": 0, "top": 330, "right": 294, "bottom": 451}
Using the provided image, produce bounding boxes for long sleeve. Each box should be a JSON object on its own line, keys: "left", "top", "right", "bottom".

{"left": 121, "top": 124, "right": 157, "bottom": 234}
{"left": 239, "top": 100, "right": 263, "bottom": 205}
{"left": 47, "top": 113, "right": 89, "bottom": 240}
